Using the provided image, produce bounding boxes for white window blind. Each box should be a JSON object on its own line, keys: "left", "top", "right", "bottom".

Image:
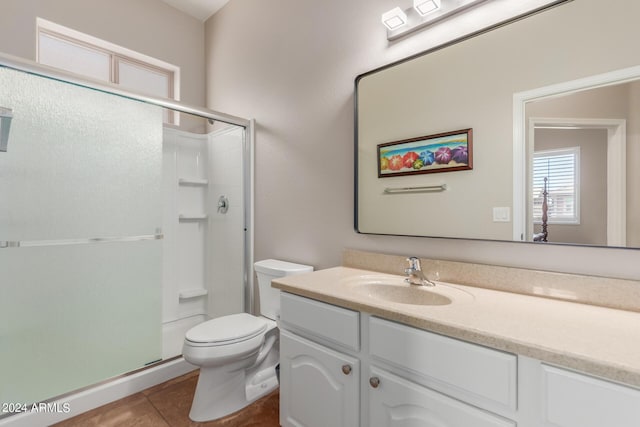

{"left": 532, "top": 147, "right": 580, "bottom": 224}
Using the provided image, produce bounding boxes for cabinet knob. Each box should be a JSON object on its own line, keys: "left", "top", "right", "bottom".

{"left": 341, "top": 364, "right": 352, "bottom": 375}
{"left": 369, "top": 376, "right": 380, "bottom": 388}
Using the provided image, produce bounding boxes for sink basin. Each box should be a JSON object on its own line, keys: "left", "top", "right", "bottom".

{"left": 340, "top": 273, "right": 474, "bottom": 306}
{"left": 342, "top": 275, "right": 453, "bottom": 306}
{"left": 355, "top": 283, "right": 452, "bottom": 306}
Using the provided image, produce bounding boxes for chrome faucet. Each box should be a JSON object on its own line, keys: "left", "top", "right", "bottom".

{"left": 404, "top": 257, "right": 436, "bottom": 287}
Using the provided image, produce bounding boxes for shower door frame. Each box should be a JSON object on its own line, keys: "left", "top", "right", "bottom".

{"left": 0, "top": 51, "right": 256, "bottom": 362}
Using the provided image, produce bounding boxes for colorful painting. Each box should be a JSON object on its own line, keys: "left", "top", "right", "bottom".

{"left": 377, "top": 129, "right": 473, "bottom": 178}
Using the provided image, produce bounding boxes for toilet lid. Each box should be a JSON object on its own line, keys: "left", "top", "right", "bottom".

{"left": 185, "top": 313, "right": 268, "bottom": 344}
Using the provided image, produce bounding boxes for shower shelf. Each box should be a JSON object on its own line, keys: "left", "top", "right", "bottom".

{"left": 178, "top": 178, "right": 208, "bottom": 186}
{"left": 178, "top": 288, "right": 208, "bottom": 299}
{"left": 178, "top": 214, "right": 208, "bottom": 221}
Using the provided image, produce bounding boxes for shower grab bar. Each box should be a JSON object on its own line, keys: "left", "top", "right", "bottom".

{"left": 0, "top": 232, "right": 163, "bottom": 249}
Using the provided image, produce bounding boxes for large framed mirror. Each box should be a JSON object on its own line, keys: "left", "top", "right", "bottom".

{"left": 355, "top": 0, "right": 640, "bottom": 249}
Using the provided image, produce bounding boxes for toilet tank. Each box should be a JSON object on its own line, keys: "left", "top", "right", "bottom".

{"left": 254, "top": 259, "right": 313, "bottom": 320}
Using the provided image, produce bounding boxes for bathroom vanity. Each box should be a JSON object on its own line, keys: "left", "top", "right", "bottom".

{"left": 272, "top": 260, "right": 640, "bottom": 427}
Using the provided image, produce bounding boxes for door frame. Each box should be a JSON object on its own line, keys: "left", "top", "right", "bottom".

{"left": 526, "top": 117, "right": 626, "bottom": 246}
{"left": 512, "top": 65, "right": 639, "bottom": 245}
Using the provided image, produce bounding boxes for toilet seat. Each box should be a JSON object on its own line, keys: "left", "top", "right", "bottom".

{"left": 185, "top": 313, "right": 267, "bottom": 347}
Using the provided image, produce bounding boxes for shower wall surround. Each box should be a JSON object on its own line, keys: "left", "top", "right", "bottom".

{"left": 160, "top": 125, "right": 246, "bottom": 359}
{"left": 205, "top": 126, "right": 246, "bottom": 318}
{"left": 0, "top": 67, "right": 163, "bottom": 404}
{"left": 162, "top": 127, "right": 210, "bottom": 358}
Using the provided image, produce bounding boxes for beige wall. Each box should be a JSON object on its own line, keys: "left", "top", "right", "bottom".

{"left": 204, "top": 0, "right": 640, "bottom": 280}
{"left": 0, "top": 0, "right": 206, "bottom": 109}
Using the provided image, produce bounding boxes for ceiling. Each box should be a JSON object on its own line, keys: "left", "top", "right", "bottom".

{"left": 161, "top": 0, "right": 230, "bottom": 21}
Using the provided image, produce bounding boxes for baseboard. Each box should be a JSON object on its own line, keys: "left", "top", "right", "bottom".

{"left": 0, "top": 358, "right": 197, "bottom": 427}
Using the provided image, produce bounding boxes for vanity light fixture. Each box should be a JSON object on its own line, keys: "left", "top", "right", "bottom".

{"left": 381, "top": 7, "right": 408, "bottom": 30}
{"left": 384, "top": 0, "right": 491, "bottom": 41}
{"left": 414, "top": 0, "right": 441, "bottom": 16}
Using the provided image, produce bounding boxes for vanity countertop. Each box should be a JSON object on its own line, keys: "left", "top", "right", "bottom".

{"left": 272, "top": 266, "right": 640, "bottom": 388}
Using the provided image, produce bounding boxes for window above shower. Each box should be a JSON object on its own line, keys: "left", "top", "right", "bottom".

{"left": 35, "top": 17, "right": 180, "bottom": 124}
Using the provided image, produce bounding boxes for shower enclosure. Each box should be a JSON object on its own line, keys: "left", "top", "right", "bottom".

{"left": 0, "top": 54, "right": 253, "bottom": 410}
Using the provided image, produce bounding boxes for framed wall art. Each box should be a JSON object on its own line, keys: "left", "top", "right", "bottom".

{"left": 377, "top": 128, "right": 473, "bottom": 178}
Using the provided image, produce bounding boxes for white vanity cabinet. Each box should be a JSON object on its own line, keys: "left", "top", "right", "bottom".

{"left": 368, "top": 316, "right": 517, "bottom": 427}
{"left": 369, "top": 316, "right": 517, "bottom": 416}
{"left": 279, "top": 293, "right": 361, "bottom": 427}
{"left": 368, "top": 367, "right": 515, "bottom": 427}
{"left": 279, "top": 292, "right": 516, "bottom": 427}
{"left": 272, "top": 256, "right": 640, "bottom": 427}
{"left": 278, "top": 291, "right": 640, "bottom": 427}
{"left": 539, "top": 364, "right": 640, "bottom": 427}
{"left": 279, "top": 330, "right": 360, "bottom": 427}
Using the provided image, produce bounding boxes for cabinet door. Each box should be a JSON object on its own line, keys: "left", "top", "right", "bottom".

{"left": 280, "top": 330, "right": 360, "bottom": 427}
{"left": 368, "top": 367, "right": 515, "bottom": 427}
{"left": 370, "top": 317, "right": 516, "bottom": 415}
{"left": 542, "top": 364, "right": 640, "bottom": 427}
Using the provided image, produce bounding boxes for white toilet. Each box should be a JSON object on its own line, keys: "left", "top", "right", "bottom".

{"left": 182, "top": 259, "right": 313, "bottom": 422}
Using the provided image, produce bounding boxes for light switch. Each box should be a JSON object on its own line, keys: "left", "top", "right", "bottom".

{"left": 493, "top": 207, "right": 510, "bottom": 222}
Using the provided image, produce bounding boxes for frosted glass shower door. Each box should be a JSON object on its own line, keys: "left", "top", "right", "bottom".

{"left": 0, "top": 67, "right": 163, "bottom": 404}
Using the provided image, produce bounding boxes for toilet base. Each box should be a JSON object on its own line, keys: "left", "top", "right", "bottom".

{"left": 246, "top": 365, "right": 279, "bottom": 402}
{"left": 188, "top": 363, "right": 279, "bottom": 422}
{"left": 183, "top": 317, "right": 280, "bottom": 422}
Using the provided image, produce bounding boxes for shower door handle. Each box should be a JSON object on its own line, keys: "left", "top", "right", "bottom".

{"left": 0, "top": 106, "right": 13, "bottom": 152}
{"left": 0, "top": 231, "right": 163, "bottom": 249}
{"left": 0, "top": 241, "right": 20, "bottom": 248}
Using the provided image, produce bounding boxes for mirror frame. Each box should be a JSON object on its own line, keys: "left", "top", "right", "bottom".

{"left": 354, "top": 0, "right": 639, "bottom": 250}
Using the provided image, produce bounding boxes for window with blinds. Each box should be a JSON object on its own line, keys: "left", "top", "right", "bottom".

{"left": 35, "top": 18, "right": 180, "bottom": 124}
{"left": 532, "top": 147, "right": 580, "bottom": 224}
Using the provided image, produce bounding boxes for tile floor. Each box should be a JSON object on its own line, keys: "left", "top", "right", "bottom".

{"left": 53, "top": 370, "right": 280, "bottom": 427}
